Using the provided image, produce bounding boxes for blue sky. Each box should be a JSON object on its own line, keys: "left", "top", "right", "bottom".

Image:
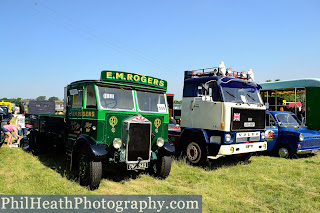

{"left": 1, "top": 0, "right": 319, "bottom": 100}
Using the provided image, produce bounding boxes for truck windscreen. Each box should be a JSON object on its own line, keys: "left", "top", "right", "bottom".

{"left": 97, "top": 86, "right": 135, "bottom": 111}
{"left": 136, "top": 91, "right": 167, "bottom": 113}
{"left": 220, "top": 84, "right": 262, "bottom": 104}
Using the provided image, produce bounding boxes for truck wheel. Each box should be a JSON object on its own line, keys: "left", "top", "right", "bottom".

{"left": 78, "top": 146, "right": 102, "bottom": 190}
{"left": 156, "top": 155, "right": 172, "bottom": 179}
{"left": 277, "top": 145, "right": 292, "bottom": 158}
{"left": 185, "top": 137, "right": 207, "bottom": 166}
{"left": 0, "top": 132, "right": 5, "bottom": 147}
{"left": 28, "top": 130, "right": 39, "bottom": 155}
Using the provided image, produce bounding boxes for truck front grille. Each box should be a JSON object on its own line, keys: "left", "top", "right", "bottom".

{"left": 231, "top": 108, "right": 265, "bottom": 131}
{"left": 127, "top": 123, "right": 151, "bottom": 162}
{"left": 304, "top": 138, "right": 320, "bottom": 148}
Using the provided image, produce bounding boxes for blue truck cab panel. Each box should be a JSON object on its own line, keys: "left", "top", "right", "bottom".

{"left": 0, "top": 106, "right": 11, "bottom": 125}
{"left": 266, "top": 111, "right": 320, "bottom": 157}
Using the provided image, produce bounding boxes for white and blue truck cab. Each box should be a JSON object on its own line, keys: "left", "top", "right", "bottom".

{"left": 171, "top": 63, "right": 267, "bottom": 165}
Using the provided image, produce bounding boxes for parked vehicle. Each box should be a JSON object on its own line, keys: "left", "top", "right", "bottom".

{"left": 27, "top": 101, "right": 55, "bottom": 115}
{"left": 265, "top": 111, "right": 320, "bottom": 158}
{"left": 260, "top": 78, "right": 320, "bottom": 131}
{"left": 0, "top": 106, "right": 10, "bottom": 125}
{"left": 0, "top": 101, "right": 12, "bottom": 123}
{"left": 169, "top": 62, "right": 267, "bottom": 165}
{"left": 0, "top": 107, "right": 6, "bottom": 147}
{"left": 27, "top": 70, "right": 175, "bottom": 190}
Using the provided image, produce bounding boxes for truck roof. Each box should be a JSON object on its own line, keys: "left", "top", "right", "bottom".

{"left": 69, "top": 71, "right": 167, "bottom": 92}
{"left": 184, "top": 76, "right": 261, "bottom": 88}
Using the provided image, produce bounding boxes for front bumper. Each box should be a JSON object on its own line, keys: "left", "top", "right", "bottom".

{"left": 297, "top": 148, "right": 319, "bottom": 155}
{"left": 207, "top": 142, "right": 267, "bottom": 159}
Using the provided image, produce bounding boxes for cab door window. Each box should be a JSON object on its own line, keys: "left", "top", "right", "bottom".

{"left": 85, "top": 85, "right": 97, "bottom": 108}
{"left": 71, "top": 89, "right": 83, "bottom": 108}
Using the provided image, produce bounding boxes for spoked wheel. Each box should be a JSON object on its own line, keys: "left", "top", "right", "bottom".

{"left": 277, "top": 146, "right": 292, "bottom": 158}
{"left": 185, "top": 138, "right": 207, "bottom": 166}
{"left": 78, "top": 146, "right": 102, "bottom": 190}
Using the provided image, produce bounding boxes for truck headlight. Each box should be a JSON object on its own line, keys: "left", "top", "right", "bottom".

{"left": 299, "top": 133, "right": 304, "bottom": 142}
{"left": 261, "top": 132, "right": 265, "bottom": 140}
{"left": 113, "top": 138, "right": 122, "bottom": 149}
{"left": 225, "top": 134, "right": 231, "bottom": 142}
{"left": 156, "top": 138, "right": 164, "bottom": 147}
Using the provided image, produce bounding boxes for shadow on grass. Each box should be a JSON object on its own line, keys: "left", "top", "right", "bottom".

{"left": 257, "top": 150, "right": 317, "bottom": 159}
{"left": 26, "top": 148, "right": 142, "bottom": 185}
{"left": 174, "top": 155, "right": 252, "bottom": 171}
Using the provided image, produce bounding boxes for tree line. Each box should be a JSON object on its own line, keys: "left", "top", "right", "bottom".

{"left": 0, "top": 96, "right": 61, "bottom": 106}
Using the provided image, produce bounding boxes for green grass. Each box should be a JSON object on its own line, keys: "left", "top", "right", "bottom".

{"left": 0, "top": 144, "right": 319, "bottom": 213}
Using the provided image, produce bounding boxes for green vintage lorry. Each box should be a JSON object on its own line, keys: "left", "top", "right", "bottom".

{"left": 27, "top": 71, "right": 175, "bottom": 190}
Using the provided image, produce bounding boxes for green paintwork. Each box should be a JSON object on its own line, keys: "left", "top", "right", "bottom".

{"left": 306, "top": 87, "right": 320, "bottom": 130}
{"left": 65, "top": 71, "right": 169, "bottom": 151}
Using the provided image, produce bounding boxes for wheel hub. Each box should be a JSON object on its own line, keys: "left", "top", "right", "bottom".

{"left": 187, "top": 142, "right": 201, "bottom": 163}
{"left": 79, "top": 156, "right": 88, "bottom": 178}
{"left": 279, "top": 148, "right": 289, "bottom": 158}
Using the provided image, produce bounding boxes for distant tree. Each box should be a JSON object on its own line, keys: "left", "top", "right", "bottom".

{"left": 0, "top": 97, "right": 22, "bottom": 106}
{"left": 36, "top": 96, "right": 46, "bottom": 101}
{"left": 48, "top": 96, "right": 59, "bottom": 102}
{"left": 275, "top": 79, "right": 281, "bottom": 81}
{"left": 266, "top": 80, "right": 272, "bottom": 82}
{"left": 12, "top": 97, "right": 21, "bottom": 106}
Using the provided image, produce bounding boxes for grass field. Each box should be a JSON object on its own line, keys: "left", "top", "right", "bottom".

{"left": 0, "top": 139, "right": 320, "bottom": 213}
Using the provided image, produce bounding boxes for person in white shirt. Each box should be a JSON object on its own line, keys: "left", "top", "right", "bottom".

{"left": 16, "top": 112, "right": 27, "bottom": 147}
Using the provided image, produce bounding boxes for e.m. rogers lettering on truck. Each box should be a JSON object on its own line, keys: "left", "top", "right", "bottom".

{"left": 169, "top": 62, "right": 267, "bottom": 165}
{"left": 27, "top": 71, "right": 175, "bottom": 190}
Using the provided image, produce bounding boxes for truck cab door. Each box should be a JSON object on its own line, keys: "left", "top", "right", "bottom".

{"left": 265, "top": 113, "right": 278, "bottom": 151}
{"left": 66, "top": 88, "right": 83, "bottom": 150}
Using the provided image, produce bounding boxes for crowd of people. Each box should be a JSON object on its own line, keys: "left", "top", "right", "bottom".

{"left": 1, "top": 112, "right": 29, "bottom": 148}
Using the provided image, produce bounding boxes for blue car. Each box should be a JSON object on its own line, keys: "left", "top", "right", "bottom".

{"left": 265, "top": 111, "right": 320, "bottom": 158}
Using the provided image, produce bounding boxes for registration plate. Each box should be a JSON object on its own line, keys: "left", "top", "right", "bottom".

{"left": 127, "top": 162, "right": 148, "bottom": 170}
{"left": 244, "top": 122, "right": 255, "bottom": 127}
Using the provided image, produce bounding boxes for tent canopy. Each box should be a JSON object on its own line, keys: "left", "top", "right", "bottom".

{"left": 260, "top": 78, "right": 320, "bottom": 90}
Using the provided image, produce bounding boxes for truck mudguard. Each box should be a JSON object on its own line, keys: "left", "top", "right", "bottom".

{"left": 159, "top": 141, "right": 175, "bottom": 156}
{"left": 180, "top": 128, "right": 209, "bottom": 143}
{"left": 180, "top": 128, "right": 221, "bottom": 156}
{"left": 70, "top": 135, "right": 108, "bottom": 171}
{"left": 76, "top": 135, "right": 108, "bottom": 158}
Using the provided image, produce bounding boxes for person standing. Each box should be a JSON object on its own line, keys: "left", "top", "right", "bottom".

{"left": 16, "top": 112, "right": 27, "bottom": 147}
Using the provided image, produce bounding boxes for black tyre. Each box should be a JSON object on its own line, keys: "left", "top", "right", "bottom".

{"left": 0, "top": 132, "right": 5, "bottom": 148}
{"left": 154, "top": 155, "right": 172, "bottom": 179}
{"left": 28, "top": 130, "right": 39, "bottom": 155}
{"left": 184, "top": 137, "right": 207, "bottom": 166}
{"left": 277, "top": 145, "right": 292, "bottom": 158}
{"left": 78, "top": 146, "right": 102, "bottom": 190}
